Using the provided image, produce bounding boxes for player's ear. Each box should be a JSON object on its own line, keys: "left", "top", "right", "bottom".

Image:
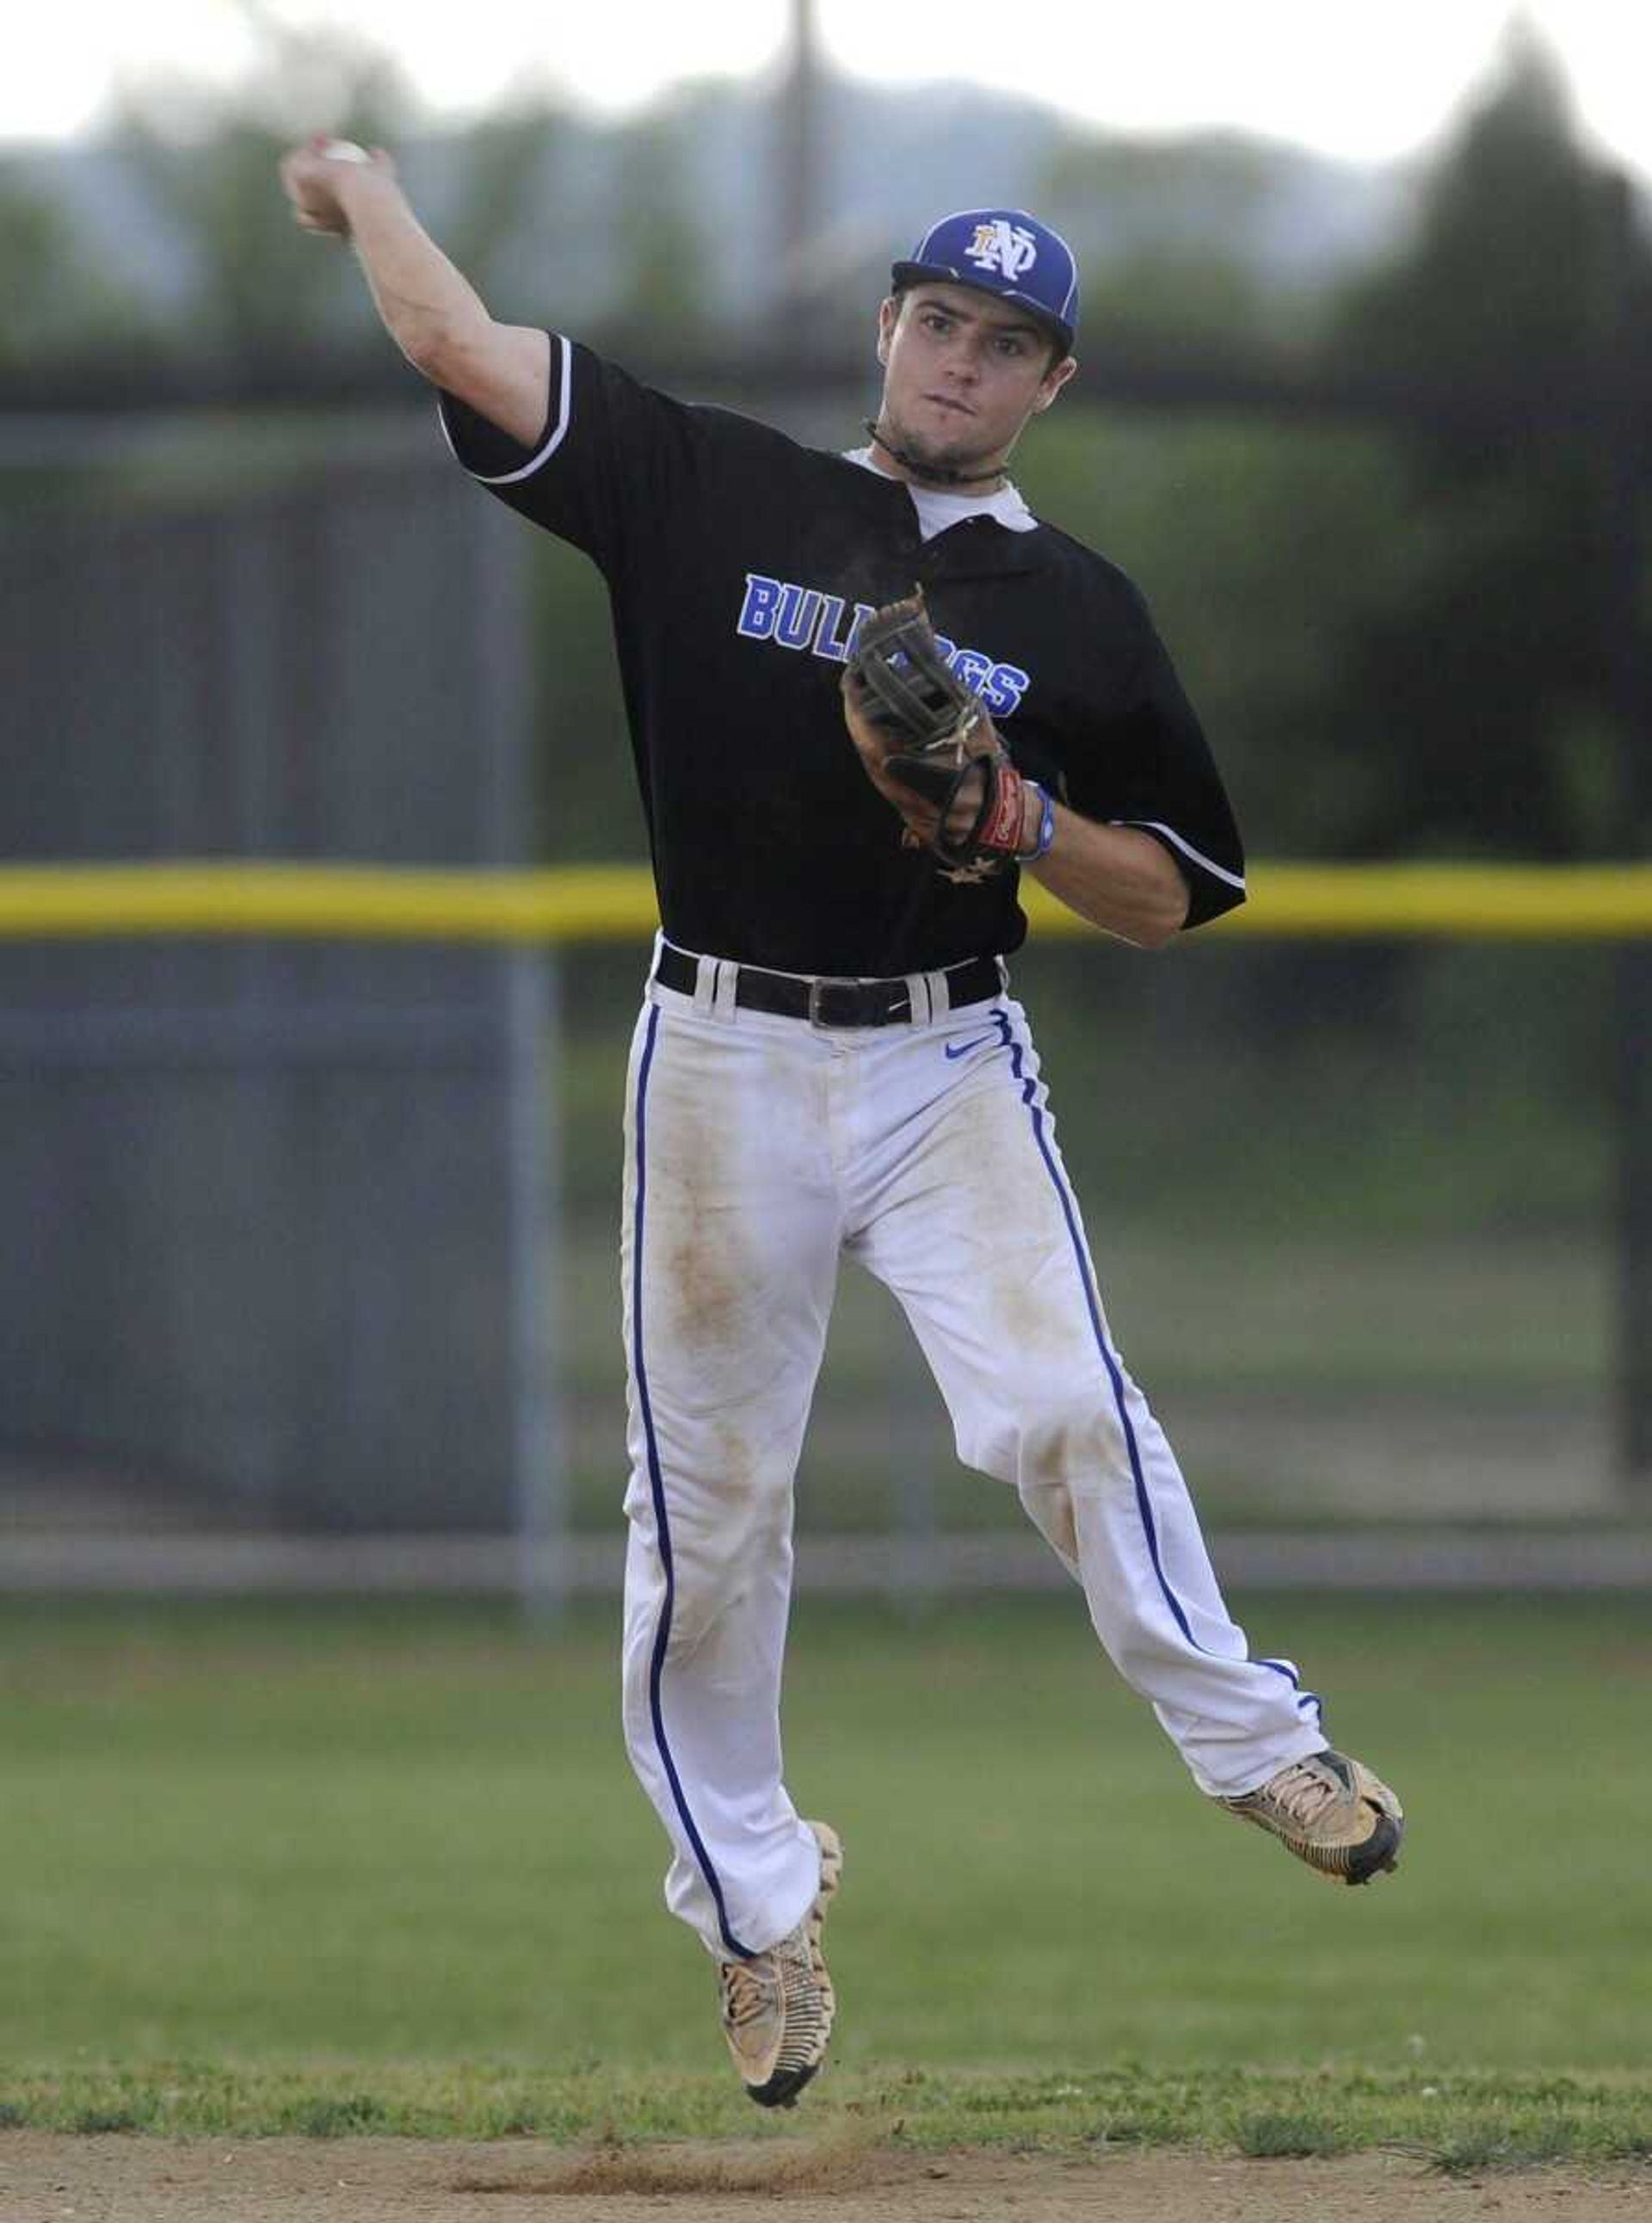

{"left": 876, "top": 295, "right": 897, "bottom": 367}
{"left": 1033, "top": 355, "right": 1078, "bottom": 412}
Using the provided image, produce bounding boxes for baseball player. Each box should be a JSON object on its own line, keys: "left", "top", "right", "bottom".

{"left": 280, "top": 142, "right": 1404, "bottom": 2110}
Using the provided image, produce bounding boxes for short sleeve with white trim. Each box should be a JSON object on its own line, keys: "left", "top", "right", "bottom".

{"left": 1044, "top": 562, "right": 1246, "bottom": 930}
{"left": 437, "top": 334, "right": 702, "bottom": 575}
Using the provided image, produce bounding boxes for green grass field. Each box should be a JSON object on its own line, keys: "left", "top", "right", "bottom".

{"left": 2, "top": 1594, "right": 1649, "bottom": 2164}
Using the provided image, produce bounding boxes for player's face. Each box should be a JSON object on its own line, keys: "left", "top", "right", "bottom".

{"left": 874, "top": 283, "right": 1076, "bottom": 480}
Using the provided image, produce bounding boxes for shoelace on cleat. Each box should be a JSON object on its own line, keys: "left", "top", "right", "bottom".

{"left": 721, "top": 1940, "right": 829, "bottom": 2094}
{"left": 720, "top": 1959, "right": 778, "bottom": 2032}
{"left": 1262, "top": 1760, "right": 1347, "bottom": 1829}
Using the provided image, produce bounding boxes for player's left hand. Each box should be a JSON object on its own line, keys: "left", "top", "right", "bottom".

{"left": 841, "top": 672, "right": 947, "bottom": 841}
{"left": 841, "top": 594, "right": 1036, "bottom": 875}
{"left": 841, "top": 685, "right": 1005, "bottom": 853}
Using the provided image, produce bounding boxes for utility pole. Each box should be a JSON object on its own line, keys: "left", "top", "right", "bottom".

{"left": 1593, "top": 170, "right": 1652, "bottom": 1491}
{"left": 775, "top": 0, "right": 825, "bottom": 358}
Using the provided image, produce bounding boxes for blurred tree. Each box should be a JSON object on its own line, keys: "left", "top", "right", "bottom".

{"left": 1313, "top": 22, "right": 1652, "bottom": 859}
{"left": 0, "top": 157, "right": 151, "bottom": 363}
{"left": 1043, "top": 130, "right": 1344, "bottom": 349}
{"left": 441, "top": 99, "right": 567, "bottom": 312}
{"left": 526, "top": 543, "right": 645, "bottom": 860}
{"left": 606, "top": 107, "right": 709, "bottom": 342}
{"left": 91, "top": 22, "right": 700, "bottom": 362}
{"left": 104, "top": 21, "right": 419, "bottom": 352}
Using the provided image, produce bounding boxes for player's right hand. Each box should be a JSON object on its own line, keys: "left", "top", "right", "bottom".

{"left": 278, "top": 136, "right": 396, "bottom": 239}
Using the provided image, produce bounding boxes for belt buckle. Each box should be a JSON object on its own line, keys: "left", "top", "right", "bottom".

{"left": 807, "top": 977, "right": 909, "bottom": 1028}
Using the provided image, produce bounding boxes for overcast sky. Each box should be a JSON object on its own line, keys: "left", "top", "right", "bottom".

{"left": 9, "top": 2, "right": 1652, "bottom": 176}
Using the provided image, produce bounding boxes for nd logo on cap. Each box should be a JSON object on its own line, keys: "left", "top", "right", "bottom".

{"left": 965, "top": 219, "right": 1039, "bottom": 281}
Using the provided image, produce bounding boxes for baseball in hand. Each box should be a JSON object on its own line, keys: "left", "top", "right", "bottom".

{"left": 281, "top": 135, "right": 386, "bottom": 239}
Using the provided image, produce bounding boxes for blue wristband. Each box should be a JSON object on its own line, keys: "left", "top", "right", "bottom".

{"left": 1024, "top": 782, "right": 1056, "bottom": 861}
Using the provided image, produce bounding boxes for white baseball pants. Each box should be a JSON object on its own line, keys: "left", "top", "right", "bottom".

{"left": 620, "top": 946, "right": 1328, "bottom": 1964}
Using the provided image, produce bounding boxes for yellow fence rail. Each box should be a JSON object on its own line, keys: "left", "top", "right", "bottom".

{"left": 0, "top": 861, "right": 1649, "bottom": 941}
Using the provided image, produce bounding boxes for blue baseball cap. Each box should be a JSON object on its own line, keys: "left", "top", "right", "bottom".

{"left": 891, "top": 208, "right": 1080, "bottom": 356}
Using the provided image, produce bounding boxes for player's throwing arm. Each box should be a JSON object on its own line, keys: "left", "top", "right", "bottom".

{"left": 278, "top": 133, "right": 549, "bottom": 448}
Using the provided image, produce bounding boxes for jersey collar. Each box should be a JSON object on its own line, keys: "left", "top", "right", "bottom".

{"left": 841, "top": 445, "right": 1039, "bottom": 539}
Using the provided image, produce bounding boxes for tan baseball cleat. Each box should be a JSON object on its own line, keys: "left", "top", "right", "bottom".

{"left": 717, "top": 1820, "right": 842, "bottom": 2109}
{"left": 1220, "top": 1749, "right": 1403, "bottom": 1885}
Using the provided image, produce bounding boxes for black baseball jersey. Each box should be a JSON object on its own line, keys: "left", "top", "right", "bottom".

{"left": 439, "top": 335, "right": 1246, "bottom": 975}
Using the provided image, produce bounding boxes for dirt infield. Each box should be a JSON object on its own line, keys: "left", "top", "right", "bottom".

{"left": 3, "top": 2136, "right": 1649, "bottom": 2223}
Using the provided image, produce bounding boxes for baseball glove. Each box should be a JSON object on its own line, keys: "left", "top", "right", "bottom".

{"left": 841, "top": 590, "right": 1032, "bottom": 882}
